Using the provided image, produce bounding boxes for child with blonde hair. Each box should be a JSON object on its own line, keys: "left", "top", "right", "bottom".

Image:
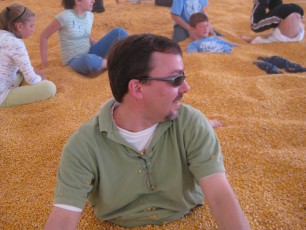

{"left": 0, "top": 3, "right": 56, "bottom": 107}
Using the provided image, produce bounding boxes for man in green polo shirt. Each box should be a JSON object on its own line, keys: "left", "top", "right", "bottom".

{"left": 45, "top": 34, "right": 250, "bottom": 229}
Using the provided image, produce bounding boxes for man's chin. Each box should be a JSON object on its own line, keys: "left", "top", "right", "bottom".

{"left": 165, "top": 110, "right": 179, "bottom": 121}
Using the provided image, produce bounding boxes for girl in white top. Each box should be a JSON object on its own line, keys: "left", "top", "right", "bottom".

{"left": 0, "top": 3, "right": 56, "bottom": 107}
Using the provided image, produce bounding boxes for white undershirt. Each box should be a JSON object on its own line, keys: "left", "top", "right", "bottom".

{"left": 115, "top": 123, "right": 157, "bottom": 152}
{"left": 112, "top": 102, "right": 158, "bottom": 152}
{"left": 55, "top": 104, "right": 157, "bottom": 212}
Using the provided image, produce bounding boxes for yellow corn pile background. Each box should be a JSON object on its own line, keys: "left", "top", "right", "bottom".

{"left": 0, "top": 0, "right": 305, "bottom": 229}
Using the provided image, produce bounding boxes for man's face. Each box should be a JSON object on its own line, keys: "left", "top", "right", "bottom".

{"left": 141, "top": 52, "right": 190, "bottom": 122}
{"left": 193, "top": 21, "right": 210, "bottom": 39}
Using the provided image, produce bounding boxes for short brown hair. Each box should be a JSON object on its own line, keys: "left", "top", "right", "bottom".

{"left": 189, "top": 13, "right": 209, "bottom": 28}
{"left": 107, "top": 34, "right": 182, "bottom": 102}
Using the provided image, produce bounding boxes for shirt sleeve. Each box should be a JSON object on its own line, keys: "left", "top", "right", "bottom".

{"left": 54, "top": 204, "right": 83, "bottom": 212}
{"left": 171, "top": 0, "right": 184, "bottom": 15}
{"left": 187, "top": 42, "right": 198, "bottom": 53}
{"left": 251, "top": 35, "right": 272, "bottom": 44}
{"left": 11, "top": 39, "right": 42, "bottom": 84}
{"left": 216, "top": 37, "right": 237, "bottom": 47}
{"left": 55, "top": 11, "right": 65, "bottom": 27}
{"left": 201, "top": 0, "right": 209, "bottom": 8}
{"left": 54, "top": 130, "right": 97, "bottom": 209}
{"left": 181, "top": 106, "right": 225, "bottom": 180}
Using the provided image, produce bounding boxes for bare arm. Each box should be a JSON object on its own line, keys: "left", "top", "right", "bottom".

{"left": 44, "top": 206, "right": 81, "bottom": 230}
{"left": 240, "top": 35, "right": 254, "bottom": 43}
{"left": 171, "top": 14, "right": 196, "bottom": 40}
{"left": 40, "top": 19, "right": 61, "bottom": 68}
{"left": 34, "top": 69, "right": 45, "bottom": 79}
{"left": 171, "top": 14, "right": 189, "bottom": 31}
{"left": 89, "top": 36, "right": 96, "bottom": 46}
{"left": 202, "top": 8, "right": 216, "bottom": 36}
{"left": 200, "top": 173, "right": 250, "bottom": 230}
{"left": 208, "top": 119, "right": 223, "bottom": 128}
{"left": 240, "top": 33, "right": 272, "bottom": 43}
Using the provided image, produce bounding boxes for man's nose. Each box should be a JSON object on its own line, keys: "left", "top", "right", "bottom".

{"left": 179, "top": 80, "right": 190, "bottom": 93}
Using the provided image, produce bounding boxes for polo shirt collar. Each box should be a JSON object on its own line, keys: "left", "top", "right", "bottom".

{"left": 97, "top": 98, "right": 175, "bottom": 155}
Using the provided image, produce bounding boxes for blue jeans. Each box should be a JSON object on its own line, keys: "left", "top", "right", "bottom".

{"left": 172, "top": 24, "right": 189, "bottom": 43}
{"left": 68, "top": 27, "right": 128, "bottom": 75}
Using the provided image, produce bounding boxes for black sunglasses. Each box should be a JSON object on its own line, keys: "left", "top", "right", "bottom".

{"left": 136, "top": 73, "right": 186, "bottom": 87}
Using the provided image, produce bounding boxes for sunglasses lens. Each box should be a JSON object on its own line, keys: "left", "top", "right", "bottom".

{"left": 173, "top": 75, "right": 185, "bottom": 86}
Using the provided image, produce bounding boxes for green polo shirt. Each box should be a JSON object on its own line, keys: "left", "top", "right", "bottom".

{"left": 54, "top": 98, "right": 225, "bottom": 227}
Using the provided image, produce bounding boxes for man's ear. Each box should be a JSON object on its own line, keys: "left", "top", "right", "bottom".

{"left": 128, "top": 79, "right": 144, "bottom": 99}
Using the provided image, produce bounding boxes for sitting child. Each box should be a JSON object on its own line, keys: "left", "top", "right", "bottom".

{"left": 0, "top": 3, "right": 56, "bottom": 107}
{"left": 241, "top": 0, "right": 304, "bottom": 43}
{"left": 170, "top": 0, "right": 216, "bottom": 43}
{"left": 187, "top": 13, "right": 236, "bottom": 53}
{"left": 40, "top": 0, "right": 128, "bottom": 76}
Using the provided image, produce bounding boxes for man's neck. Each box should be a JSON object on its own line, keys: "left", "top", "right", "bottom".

{"left": 112, "top": 103, "right": 158, "bottom": 132}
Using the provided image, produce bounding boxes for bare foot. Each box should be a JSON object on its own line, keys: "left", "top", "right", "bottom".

{"left": 102, "top": 58, "right": 107, "bottom": 71}
{"left": 240, "top": 35, "right": 253, "bottom": 43}
{"left": 209, "top": 119, "right": 223, "bottom": 128}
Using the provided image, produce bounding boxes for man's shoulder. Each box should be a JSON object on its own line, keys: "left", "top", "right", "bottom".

{"left": 74, "top": 99, "right": 115, "bottom": 137}
{"left": 71, "top": 114, "right": 100, "bottom": 140}
{"left": 177, "top": 103, "right": 204, "bottom": 122}
{"left": 171, "top": 103, "right": 212, "bottom": 138}
{"left": 180, "top": 103, "right": 201, "bottom": 113}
